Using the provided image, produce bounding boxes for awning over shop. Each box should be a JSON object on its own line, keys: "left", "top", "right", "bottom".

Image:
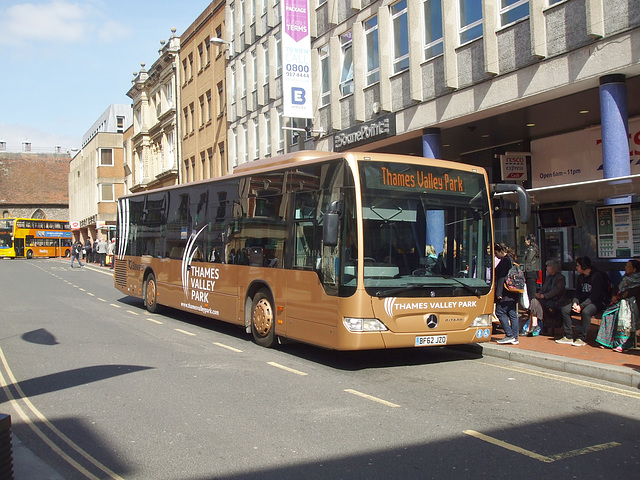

{"left": 497, "top": 174, "right": 640, "bottom": 205}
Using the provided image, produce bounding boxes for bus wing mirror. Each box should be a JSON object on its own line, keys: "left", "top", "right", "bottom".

{"left": 492, "top": 184, "right": 531, "bottom": 223}
{"left": 323, "top": 200, "right": 342, "bottom": 247}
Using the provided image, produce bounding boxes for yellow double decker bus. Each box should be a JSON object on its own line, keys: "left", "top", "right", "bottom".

{"left": 0, "top": 218, "right": 72, "bottom": 259}
{"left": 114, "top": 151, "right": 529, "bottom": 350}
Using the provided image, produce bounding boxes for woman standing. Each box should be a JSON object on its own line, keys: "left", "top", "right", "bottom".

{"left": 596, "top": 259, "right": 640, "bottom": 352}
{"left": 495, "top": 243, "right": 521, "bottom": 345}
{"left": 522, "top": 234, "right": 540, "bottom": 308}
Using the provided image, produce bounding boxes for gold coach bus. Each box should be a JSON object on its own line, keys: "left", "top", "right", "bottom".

{"left": 114, "top": 151, "right": 529, "bottom": 350}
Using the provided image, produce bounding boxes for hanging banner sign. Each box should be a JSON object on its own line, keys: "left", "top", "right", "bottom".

{"left": 70, "top": 221, "right": 80, "bottom": 230}
{"left": 281, "top": 0, "right": 313, "bottom": 119}
{"left": 500, "top": 152, "right": 529, "bottom": 180}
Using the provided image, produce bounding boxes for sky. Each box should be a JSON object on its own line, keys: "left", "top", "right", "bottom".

{"left": 0, "top": 0, "right": 213, "bottom": 153}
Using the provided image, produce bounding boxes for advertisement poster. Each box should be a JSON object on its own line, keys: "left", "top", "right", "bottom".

{"left": 281, "top": 0, "right": 313, "bottom": 119}
{"left": 596, "top": 205, "right": 640, "bottom": 258}
{"left": 531, "top": 117, "right": 640, "bottom": 188}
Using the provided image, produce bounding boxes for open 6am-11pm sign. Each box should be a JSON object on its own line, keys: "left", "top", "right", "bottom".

{"left": 281, "top": 0, "right": 313, "bottom": 119}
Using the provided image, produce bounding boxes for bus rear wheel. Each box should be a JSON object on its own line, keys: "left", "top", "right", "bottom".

{"left": 251, "top": 290, "right": 276, "bottom": 348}
{"left": 144, "top": 273, "right": 160, "bottom": 313}
{"left": 26, "top": 250, "right": 33, "bottom": 259}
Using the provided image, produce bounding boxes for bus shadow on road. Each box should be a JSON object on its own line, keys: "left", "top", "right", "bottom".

{"left": 115, "top": 297, "right": 484, "bottom": 371}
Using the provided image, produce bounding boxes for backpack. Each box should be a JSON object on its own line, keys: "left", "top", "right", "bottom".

{"left": 504, "top": 262, "right": 526, "bottom": 293}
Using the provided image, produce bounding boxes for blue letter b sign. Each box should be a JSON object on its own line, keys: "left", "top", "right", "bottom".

{"left": 291, "top": 87, "right": 306, "bottom": 105}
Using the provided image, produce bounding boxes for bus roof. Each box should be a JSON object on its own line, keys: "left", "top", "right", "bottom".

{"left": 117, "top": 150, "right": 487, "bottom": 200}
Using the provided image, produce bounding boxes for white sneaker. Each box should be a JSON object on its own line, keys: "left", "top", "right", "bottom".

{"left": 497, "top": 336, "right": 515, "bottom": 344}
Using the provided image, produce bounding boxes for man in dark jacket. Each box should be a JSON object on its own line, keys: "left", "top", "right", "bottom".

{"left": 556, "top": 256, "right": 610, "bottom": 347}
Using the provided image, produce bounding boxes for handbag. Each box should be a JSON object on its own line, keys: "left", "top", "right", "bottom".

{"left": 520, "top": 284, "right": 530, "bottom": 309}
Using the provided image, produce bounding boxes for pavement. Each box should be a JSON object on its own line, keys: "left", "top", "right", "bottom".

{"left": 6, "top": 298, "right": 640, "bottom": 479}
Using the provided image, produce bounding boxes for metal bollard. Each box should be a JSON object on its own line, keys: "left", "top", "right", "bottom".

{"left": 0, "top": 414, "right": 13, "bottom": 480}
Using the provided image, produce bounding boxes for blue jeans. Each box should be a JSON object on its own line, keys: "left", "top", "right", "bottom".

{"left": 496, "top": 302, "right": 519, "bottom": 338}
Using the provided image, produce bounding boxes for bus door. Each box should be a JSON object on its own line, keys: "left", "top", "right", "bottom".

{"left": 14, "top": 238, "right": 24, "bottom": 257}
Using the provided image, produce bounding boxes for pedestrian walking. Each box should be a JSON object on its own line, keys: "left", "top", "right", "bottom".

{"left": 494, "top": 243, "right": 520, "bottom": 345}
{"left": 70, "top": 240, "right": 84, "bottom": 268}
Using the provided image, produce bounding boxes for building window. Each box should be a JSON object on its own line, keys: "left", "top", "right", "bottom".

{"left": 200, "top": 151, "right": 206, "bottom": 179}
{"left": 340, "top": 31, "right": 354, "bottom": 96}
{"left": 208, "top": 148, "right": 214, "bottom": 177}
{"left": 232, "top": 129, "right": 238, "bottom": 167}
{"left": 199, "top": 95, "right": 205, "bottom": 126}
{"left": 239, "top": 0, "right": 245, "bottom": 29}
{"left": 317, "top": 0, "right": 327, "bottom": 5}
{"left": 99, "top": 148, "right": 113, "bottom": 166}
{"left": 391, "top": 0, "right": 409, "bottom": 74}
{"left": 182, "top": 59, "right": 188, "bottom": 84}
{"left": 198, "top": 43, "right": 204, "bottom": 71}
{"left": 459, "top": 0, "right": 483, "bottom": 44}
{"left": 265, "top": 112, "right": 271, "bottom": 156}
{"left": 205, "top": 36, "right": 211, "bottom": 65}
{"left": 183, "top": 107, "right": 189, "bottom": 137}
{"left": 116, "top": 116, "right": 125, "bottom": 133}
{"left": 319, "top": 44, "right": 330, "bottom": 106}
{"left": 277, "top": 107, "right": 284, "bottom": 154}
{"left": 206, "top": 90, "right": 212, "bottom": 123}
{"left": 189, "top": 103, "right": 195, "bottom": 132}
{"left": 243, "top": 124, "right": 248, "bottom": 163}
{"left": 99, "top": 183, "right": 114, "bottom": 202}
{"left": 252, "top": 49, "right": 258, "bottom": 94}
{"left": 364, "top": 16, "right": 379, "bottom": 86}
{"left": 275, "top": 33, "right": 282, "bottom": 77}
{"left": 188, "top": 53, "right": 194, "bottom": 80}
{"left": 135, "top": 108, "right": 142, "bottom": 130}
{"left": 500, "top": 0, "right": 529, "bottom": 26}
{"left": 166, "top": 81, "right": 173, "bottom": 108}
{"left": 217, "top": 82, "right": 224, "bottom": 116}
{"left": 423, "top": 0, "right": 443, "bottom": 60}
{"left": 167, "top": 131, "right": 175, "bottom": 169}
{"left": 253, "top": 117, "right": 260, "bottom": 160}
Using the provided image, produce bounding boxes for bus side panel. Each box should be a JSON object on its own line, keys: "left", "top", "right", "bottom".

{"left": 153, "top": 259, "right": 243, "bottom": 326}
{"left": 282, "top": 270, "right": 345, "bottom": 349}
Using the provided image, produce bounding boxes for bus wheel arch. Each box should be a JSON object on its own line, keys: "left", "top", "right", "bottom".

{"left": 247, "top": 283, "right": 276, "bottom": 348}
{"left": 143, "top": 269, "right": 160, "bottom": 313}
{"left": 26, "top": 249, "right": 33, "bottom": 259}
{"left": 64, "top": 249, "right": 70, "bottom": 257}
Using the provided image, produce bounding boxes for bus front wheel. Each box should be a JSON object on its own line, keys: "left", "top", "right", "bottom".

{"left": 251, "top": 290, "right": 276, "bottom": 348}
{"left": 26, "top": 250, "right": 33, "bottom": 259}
{"left": 144, "top": 273, "right": 160, "bottom": 313}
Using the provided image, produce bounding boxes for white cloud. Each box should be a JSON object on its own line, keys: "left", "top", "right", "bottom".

{"left": 0, "top": 1, "right": 90, "bottom": 44}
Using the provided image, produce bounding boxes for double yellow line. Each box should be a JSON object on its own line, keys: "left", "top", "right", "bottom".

{"left": 0, "top": 347, "right": 124, "bottom": 480}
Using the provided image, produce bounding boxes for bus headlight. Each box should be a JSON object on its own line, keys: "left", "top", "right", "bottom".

{"left": 471, "top": 314, "right": 492, "bottom": 327}
{"left": 343, "top": 317, "right": 389, "bottom": 332}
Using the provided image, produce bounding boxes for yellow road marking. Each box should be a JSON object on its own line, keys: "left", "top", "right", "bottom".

{"left": 213, "top": 342, "right": 242, "bottom": 352}
{"left": 0, "top": 348, "right": 124, "bottom": 479}
{"left": 109, "top": 303, "right": 120, "bottom": 308}
{"left": 344, "top": 389, "right": 400, "bottom": 408}
{"left": 87, "top": 292, "right": 95, "bottom": 297}
{"left": 175, "top": 328, "right": 196, "bottom": 336}
{"left": 146, "top": 317, "right": 163, "bottom": 325}
{"left": 267, "top": 361, "right": 308, "bottom": 376}
{"left": 482, "top": 361, "right": 640, "bottom": 399}
{"left": 464, "top": 430, "right": 621, "bottom": 463}
{"left": 78, "top": 288, "right": 85, "bottom": 291}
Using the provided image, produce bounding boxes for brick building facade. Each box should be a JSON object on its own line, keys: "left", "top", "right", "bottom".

{"left": 0, "top": 152, "right": 69, "bottom": 220}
